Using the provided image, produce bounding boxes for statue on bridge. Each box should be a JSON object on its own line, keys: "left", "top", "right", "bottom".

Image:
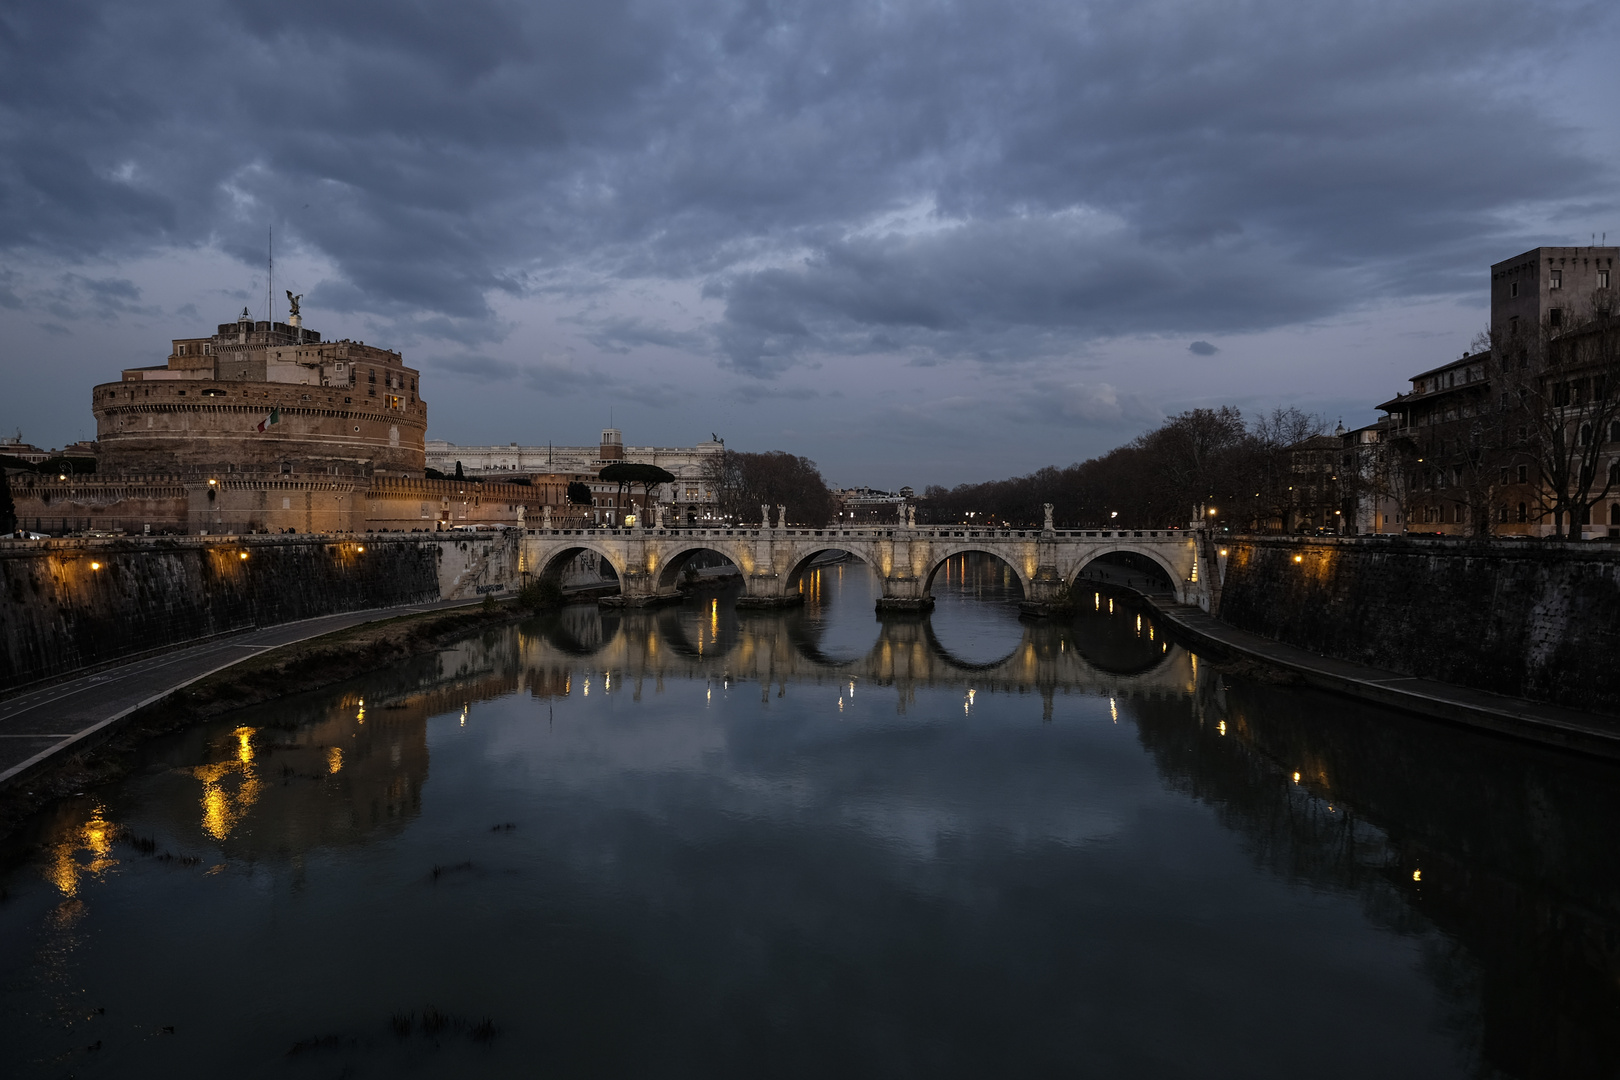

{"left": 762, "top": 504, "right": 772, "bottom": 529}
{"left": 1043, "top": 503, "right": 1055, "bottom": 531}
{"left": 906, "top": 504, "right": 917, "bottom": 528}
{"left": 777, "top": 505, "right": 787, "bottom": 529}
{"left": 518, "top": 505, "right": 527, "bottom": 529}
{"left": 540, "top": 505, "right": 551, "bottom": 530}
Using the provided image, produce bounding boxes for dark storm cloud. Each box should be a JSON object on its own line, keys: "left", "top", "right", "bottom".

{"left": 0, "top": 0, "right": 1610, "bottom": 370}
{"left": 1188, "top": 342, "right": 1219, "bottom": 356}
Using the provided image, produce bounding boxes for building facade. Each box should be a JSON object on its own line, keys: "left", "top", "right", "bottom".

{"left": 427, "top": 429, "right": 724, "bottom": 526}
{"left": 1372, "top": 246, "right": 1620, "bottom": 538}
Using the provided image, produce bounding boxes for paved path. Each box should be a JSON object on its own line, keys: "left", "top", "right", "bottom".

{"left": 0, "top": 597, "right": 485, "bottom": 788}
{"left": 1075, "top": 566, "right": 1620, "bottom": 758}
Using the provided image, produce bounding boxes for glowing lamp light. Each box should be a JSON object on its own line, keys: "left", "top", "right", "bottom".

{"left": 89, "top": 561, "right": 102, "bottom": 571}
{"left": 1219, "top": 549, "right": 1228, "bottom": 557}
{"left": 1293, "top": 771, "right": 1301, "bottom": 783}
{"left": 239, "top": 551, "right": 249, "bottom": 560}
{"left": 1208, "top": 507, "right": 1217, "bottom": 515}
{"left": 1293, "top": 554, "right": 1304, "bottom": 563}
{"left": 1413, "top": 869, "right": 1422, "bottom": 882}
{"left": 357, "top": 545, "right": 365, "bottom": 552}
{"left": 58, "top": 474, "right": 66, "bottom": 481}
{"left": 208, "top": 478, "right": 218, "bottom": 486}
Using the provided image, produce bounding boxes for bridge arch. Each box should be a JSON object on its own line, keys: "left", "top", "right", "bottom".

{"left": 785, "top": 546, "right": 878, "bottom": 587}
{"left": 532, "top": 542, "right": 626, "bottom": 589}
{"left": 654, "top": 544, "right": 745, "bottom": 591}
{"left": 1069, "top": 544, "right": 1183, "bottom": 596}
{"left": 922, "top": 546, "right": 1031, "bottom": 598}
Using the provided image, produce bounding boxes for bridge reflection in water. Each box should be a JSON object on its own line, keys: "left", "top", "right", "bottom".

{"left": 7, "top": 555, "right": 1619, "bottom": 1078}
{"left": 520, "top": 558, "right": 1194, "bottom": 720}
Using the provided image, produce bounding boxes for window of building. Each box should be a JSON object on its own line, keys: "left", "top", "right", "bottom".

{"left": 1600, "top": 269, "right": 1611, "bottom": 290}
{"left": 1510, "top": 282, "right": 1519, "bottom": 298}
{"left": 1549, "top": 307, "right": 1562, "bottom": 328}
{"left": 1611, "top": 420, "right": 1620, "bottom": 442}
{"left": 1498, "top": 505, "right": 1508, "bottom": 523}
{"left": 1517, "top": 464, "right": 1528, "bottom": 483}
{"left": 1580, "top": 424, "right": 1592, "bottom": 446}
{"left": 1550, "top": 269, "right": 1562, "bottom": 290}
{"left": 1517, "top": 502, "right": 1528, "bottom": 523}
{"left": 1612, "top": 503, "right": 1620, "bottom": 526}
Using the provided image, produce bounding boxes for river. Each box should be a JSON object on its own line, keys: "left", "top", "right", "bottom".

{"left": 1, "top": 553, "right": 1617, "bottom": 1077}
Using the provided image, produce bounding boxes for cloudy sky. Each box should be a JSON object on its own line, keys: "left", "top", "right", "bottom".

{"left": 2, "top": 0, "right": 1616, "bottom": 487}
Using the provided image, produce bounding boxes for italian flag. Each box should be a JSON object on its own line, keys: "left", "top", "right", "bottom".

{"left": 257, "top": 407, "right": 280, "bottom": 433}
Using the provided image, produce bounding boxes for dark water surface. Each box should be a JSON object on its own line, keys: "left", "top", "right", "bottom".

{"left": 3, "top": 554, "right": 1619, "bottom": 1078}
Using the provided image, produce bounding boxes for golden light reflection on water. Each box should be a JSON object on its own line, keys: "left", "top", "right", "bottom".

{"left": 193, "top": 726, "right": 265, "bottom": 841}
{"left": 44, "top": 804, "right": 121, "bottom": 898}
{"left": 327, "top": 746, "right": 344, "bottom": 774}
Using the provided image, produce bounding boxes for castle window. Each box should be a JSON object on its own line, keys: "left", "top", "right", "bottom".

{"left": 1550, "top": 269, "right": 1562, "bottom": 290}
{"left": 1510, "top": 282, "right": 1519, "bottom": 298}
{"left": 1550, "top": 307, "right": 1562, "bottom": 328}
{"left": 1517, "top": 502, "right": 1527, "bottom": 522}
{"left": 1601, "top": 269, "right": 1611, "bottom": 289}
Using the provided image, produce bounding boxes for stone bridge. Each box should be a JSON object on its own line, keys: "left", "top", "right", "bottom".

{"left": 522, "top": 524, "right": 1215, "bottom": 612}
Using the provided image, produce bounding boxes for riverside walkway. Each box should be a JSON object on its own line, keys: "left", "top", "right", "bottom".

{"left": 1074, "top": 561, "right": 1620, "bottom": 758}
{"left": 0, "top": 597, "right": 486, "bottom": 788}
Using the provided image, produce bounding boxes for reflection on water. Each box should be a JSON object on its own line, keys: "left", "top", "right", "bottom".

{"left": 2, "top": 554, "right": 1619, "bottom": 1078}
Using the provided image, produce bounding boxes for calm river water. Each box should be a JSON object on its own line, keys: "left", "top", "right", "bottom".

{"left": 3, "top": 554, "right": 1619, "bottom": 1078}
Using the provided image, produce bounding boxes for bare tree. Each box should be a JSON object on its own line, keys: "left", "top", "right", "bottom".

{"left": 1246, "top": 407, "right": 1328, "bottom": 532}
{"left": 702, "top": 449, "right": 835, "bottom": 526}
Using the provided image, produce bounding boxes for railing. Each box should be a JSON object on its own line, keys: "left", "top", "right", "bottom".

{"left": 520, "top": 527, "right": 1186, "bottom": 541}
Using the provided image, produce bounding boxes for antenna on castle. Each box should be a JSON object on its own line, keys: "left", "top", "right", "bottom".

{"left": 267, "top": 225, "right": 273, "bottom": 325}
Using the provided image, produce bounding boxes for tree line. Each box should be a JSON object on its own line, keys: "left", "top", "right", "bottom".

{"left": 921, "top": 407, "right": 1332, "bottom": 530}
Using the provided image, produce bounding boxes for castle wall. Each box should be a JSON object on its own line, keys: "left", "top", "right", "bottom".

{"left": 10, "top": 474, "right": 551, "bottom": 535}
{"left": 93, "top": 378, "right": 427, "bottom": 476}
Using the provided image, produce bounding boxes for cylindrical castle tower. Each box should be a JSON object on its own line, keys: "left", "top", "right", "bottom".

{"left": 94, "top": 314, "right": 427, "bottom": 478}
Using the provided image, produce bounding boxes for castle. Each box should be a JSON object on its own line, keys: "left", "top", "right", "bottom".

{"left": 9, "top": 311, "right": 544, "bottom": 534}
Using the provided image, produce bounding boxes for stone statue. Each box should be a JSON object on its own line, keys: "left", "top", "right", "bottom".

{"left": 655, "top": 504, "right": 665, "bottom": 528}
{"left": 518, "top": 504, "right": 527, "bottom": 529}
{"left": 762, "top": 504, "right": 772, "bottom": 528}
{"left": 285, "top": 291, "right": 302, "bottom": 318}
{"left": 777, "top": 505, "right": 787, "bottom": 529}
{"left": 907, "top": 504, "right": 917, "bottom": 528}
{"left": 540, "top": 505, "right": 551, "bottom": 530}
{"left": 1043, "top": 502, "right": 1055, "bottom": 531}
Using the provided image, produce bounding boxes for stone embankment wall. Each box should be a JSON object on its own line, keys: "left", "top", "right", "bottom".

{"left": 1217, "top": 537, "right": 1620, "bottom": 714}
{"left": 0, "top": 532, "right": 520, "bottom": 691}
